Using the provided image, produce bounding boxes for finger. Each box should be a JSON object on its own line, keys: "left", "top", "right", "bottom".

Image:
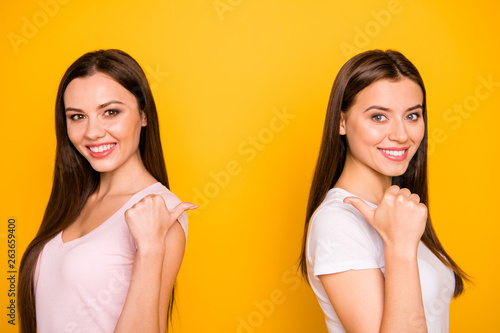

{"left": 386, "top": 185, "right": 400, "bottom": 195}
{"left": 168, "top": 202, "right": 199, "bottom": 222}
{"left": 343, "top": 197, "right": 375, "bottom": 223}
{"left": 417, "top": 203, "right": 428, "bottom": 218}
{"left": 409, "top": 193, "right": 420, "bottom": 204}
{"left": 397, "top": 188, "right": 411, "bottom": 198}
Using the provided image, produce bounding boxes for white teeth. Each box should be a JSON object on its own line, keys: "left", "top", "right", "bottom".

{"left": 382, "top": 149, "right": 406, "bottom": 156}
{"left": 89, "top": 144, "right": 115, "bottom": 153}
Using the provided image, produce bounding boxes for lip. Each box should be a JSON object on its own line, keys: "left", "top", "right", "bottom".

{"left": 86, "top": 142, "right": 117, "bottom": 158}
{"left": 378, "top": 147, "right": 409, "bottom": 162}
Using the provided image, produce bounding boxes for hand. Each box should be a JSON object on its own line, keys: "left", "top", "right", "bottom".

{"left": 124, "top": 195, "right": 197, "bottom": 253}
{"left": 344, "top": 185, "right": 427, "bottom": 252}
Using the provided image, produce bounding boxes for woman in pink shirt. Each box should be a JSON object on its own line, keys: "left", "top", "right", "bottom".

{"left": 19, "top": 49, "right": 196, "bottom": 333}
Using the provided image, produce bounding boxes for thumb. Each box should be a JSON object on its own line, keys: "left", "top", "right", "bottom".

{"left": 168, "top": 202, "right": 198, "bottom": 222}
{"left": 343, "top": 197, "right": 375, "bottom": 223}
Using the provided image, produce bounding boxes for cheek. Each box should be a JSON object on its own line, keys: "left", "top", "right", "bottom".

{"left": 107, "top": 117, "right": 142, "bottom": 140}
{"left": 66, "top": 123, "right": 83, "bottom": 146}
{"left": 348, "top": 121, "right": 386, "bottom": 146}
{"left": 409, "top": 123, "right": 426, "bottom": 145}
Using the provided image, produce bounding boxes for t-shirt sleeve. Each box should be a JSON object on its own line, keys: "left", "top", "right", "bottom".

{"left": 308, "top": 204, "right": 384, "bottom": 277}
{"left": 158, "top": 190, "right": 188, "bottom": 241}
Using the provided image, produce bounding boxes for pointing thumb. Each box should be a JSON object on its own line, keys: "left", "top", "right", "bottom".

{"left": 344, "top": 197, "right": 375, "bottom": 223}
{"left": 168, "top": 202, "right": 198, "bottom": 223}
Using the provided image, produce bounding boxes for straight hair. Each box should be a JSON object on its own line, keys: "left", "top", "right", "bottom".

{"left": 18, "top": 49, "right": 175, "bottom": 332}
{"left": 299, "top": 49, "right": 468, "bottom": 297}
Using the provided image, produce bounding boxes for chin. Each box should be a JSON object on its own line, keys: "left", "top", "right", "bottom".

{"left": 379, "top": 165, "right": 410, "bottom": 178}
{"left": 390, "top": 171, "right": 407, "bottom": 178}
{"left": 87, "top": 161, "right": 117, "bottom": 173}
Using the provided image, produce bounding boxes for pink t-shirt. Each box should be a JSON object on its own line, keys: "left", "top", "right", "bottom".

{"left": 34, "top": 182, "right": 188, "bottom": 333}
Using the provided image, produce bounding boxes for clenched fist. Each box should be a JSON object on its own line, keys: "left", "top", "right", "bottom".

{"left": 344, "top": 185, "right": 427, "bottom": 253}
{"left": 124, "top": 194, "right": 197, "bottom": 253}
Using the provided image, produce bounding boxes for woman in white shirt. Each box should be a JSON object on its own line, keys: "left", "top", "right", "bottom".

{"left": 299, "top": 49, "right": 468, "bottom": 332}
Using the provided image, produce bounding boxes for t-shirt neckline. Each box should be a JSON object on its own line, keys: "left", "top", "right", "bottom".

{"left": 58, "top": 182, "right": 162, "bottom": 247}
{"left": 330, "top": 187, "right": 378, "bottom": 208}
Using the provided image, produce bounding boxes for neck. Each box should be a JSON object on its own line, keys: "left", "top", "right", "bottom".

{"left": 334, "top": 152, "right": 392, "bottom": 205}
{"left": 96, "top": 151, "right": 157, "bottom": 199}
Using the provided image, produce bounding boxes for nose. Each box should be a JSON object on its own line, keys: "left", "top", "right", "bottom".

{"left": 85, "top": 117, "right": 106, "bottom": 140}
{"left": 388, "top": 119, "right": 408, "bottom": 143}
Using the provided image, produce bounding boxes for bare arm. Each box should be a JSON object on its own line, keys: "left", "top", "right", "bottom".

{"left": 319, "top": 247, "right": 425, "bottom": 332}
{"left": 319, "top": 186, "right": 427, "bottom": 333}
{"left": 382, "top": 245, "right": 426, "bottom": 332}
{"left": 114, "top": 195, "right": 195, "bottom": 333}
{"left": 158, "top": 222, "right": 186, "bottom": 333}
{"left": 114, "top": 241, "right": 165, "bottom": 332}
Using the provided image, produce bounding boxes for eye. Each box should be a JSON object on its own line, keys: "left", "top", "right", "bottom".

{"left": 104, "top": 109, "right": 121, "bottom": 116}
{"left": 68, "top": 114, "right": 85, "bottom": 121}
{"left": 406, "top": 113, "right": 420, "bottom": 121}
{"left": 372, "top": 114, "right": 387, "bottom": 122}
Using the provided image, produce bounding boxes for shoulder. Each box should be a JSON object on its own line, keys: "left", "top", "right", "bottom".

{"left": 307, "top": 188, "right": 382, "bottom": 258}
{"left": 148, "top": 183, "right": 183, "bottom": 206}
{"left": 310, "top": 188, "right": 367, "bottom": 234}
{"left": 307, "top": 188, "right": 385, "bottom": 276}
{"left": 142, "top": 182, "right": 189, "bottom": 240}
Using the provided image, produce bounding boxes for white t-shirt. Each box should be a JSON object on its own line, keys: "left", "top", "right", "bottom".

{"left": 34, "top": 182, "right": 188, "bottom": 333}
{"left": 306, "top": 187, "right": 455, "bottom": 333}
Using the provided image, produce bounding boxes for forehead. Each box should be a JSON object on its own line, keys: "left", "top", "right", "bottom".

{"left": 352, "top": 78, "right": 423, "bottom": 110}
{"left": 63, "top": 72, "right": 137, "bottom": 108}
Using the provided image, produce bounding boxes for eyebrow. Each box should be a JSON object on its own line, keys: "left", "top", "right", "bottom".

{"left": 65, "top": 100, "right": 125, "bottom": 113}
{"left": 363, "top": 104, "right": 423, "bottom": 112}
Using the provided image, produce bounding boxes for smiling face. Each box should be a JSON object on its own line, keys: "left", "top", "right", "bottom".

{"left": 340, "top": 77, "right": 425, "bottom": 179}
{"left": 64, "top": 72, "right": 147, "bottom": 174}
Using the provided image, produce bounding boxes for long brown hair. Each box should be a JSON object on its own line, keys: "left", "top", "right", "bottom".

{"left": 18, "top": 49, "right": 175, "bottom": 332}
{"left": 299, "top": 49, "right": 468, "bottom": 297}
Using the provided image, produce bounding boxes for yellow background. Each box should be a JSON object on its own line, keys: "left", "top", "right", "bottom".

{"left": 1, "top": 0, "right": 499, "bottom": 332}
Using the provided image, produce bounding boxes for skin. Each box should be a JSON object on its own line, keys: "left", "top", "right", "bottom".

{"left": 319, "top": 78, "right": 428, "bottom": 332}
{"left": 63, "top": 72, "right": 196, "bottom": 333}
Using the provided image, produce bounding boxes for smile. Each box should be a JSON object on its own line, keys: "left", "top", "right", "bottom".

{"left": 380, "top": 149, "right": 406, "bottom": 157}
{"left": 378, "top": 148, "right": 409, "bottom": 161}
{"left": 88, "top": 143, "right": 116, "bottom": 153}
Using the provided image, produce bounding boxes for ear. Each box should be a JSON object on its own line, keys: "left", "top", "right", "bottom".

{"left": 140, "top": 111, "right": 147, "bottom": 127}
{"left": 339, "top": 112, "right": 346, "bottom": 135}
